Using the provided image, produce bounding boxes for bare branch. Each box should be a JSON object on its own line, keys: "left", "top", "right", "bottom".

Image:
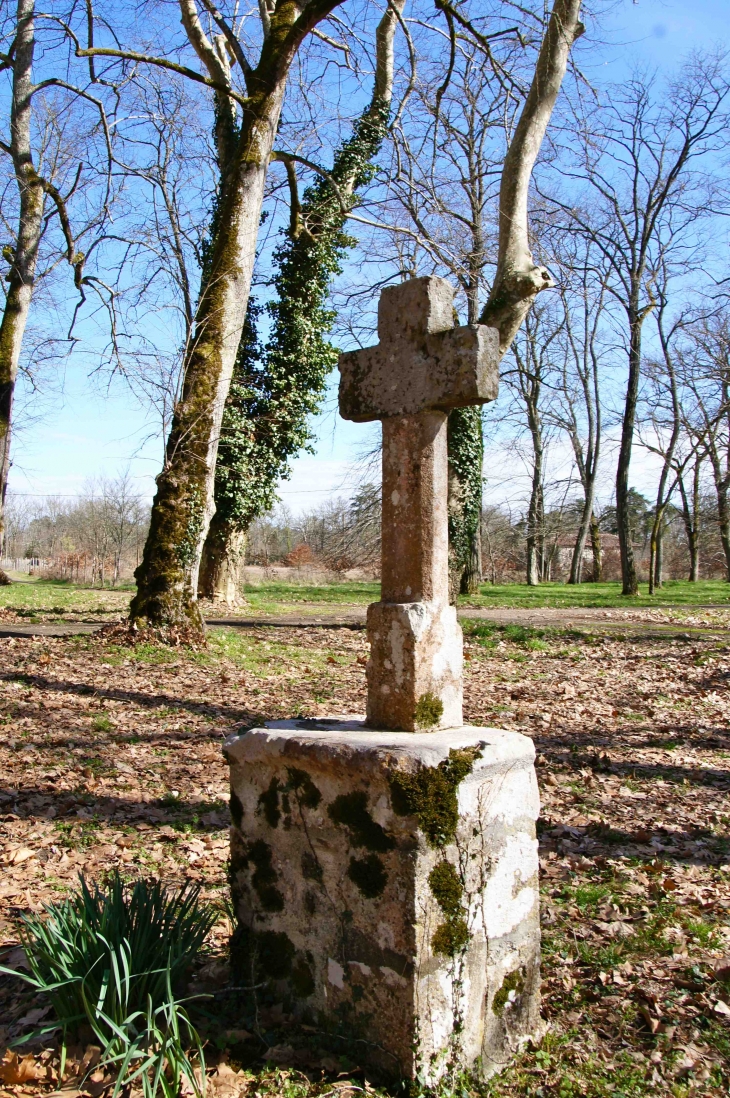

{"left": 481, "top": 0, "right": 584, "bottom": 357}
{"left": 198, "top": 0, "right": 253, "bottom": 76}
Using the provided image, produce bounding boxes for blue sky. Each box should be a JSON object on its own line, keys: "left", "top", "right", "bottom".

{"left": 9, "top": 0, "right": 730, "bottom": 514}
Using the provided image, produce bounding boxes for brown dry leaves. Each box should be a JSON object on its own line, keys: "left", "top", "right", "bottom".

{"left": 0, "top": 618, "right": 728, "bottom": 1095}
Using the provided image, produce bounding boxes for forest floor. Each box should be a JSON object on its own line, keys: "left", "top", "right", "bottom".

{"left": 0, "top": 580, "right": 729, "bottom": 1097}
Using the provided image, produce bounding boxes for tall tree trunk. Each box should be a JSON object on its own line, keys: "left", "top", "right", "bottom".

{"left": 130, "top": 79, "right": 286, "bottom": 631}
{"left": 569, "top": 488, "right": 595, "bottom": 584}
{"left": 526, "top": 458, "right": 543, "bottom": 586}
{"left": 653, "top": 518, "right": 664, "bottom": 589}
{"left": 679, "top": 458, "right": 701, "bottom": 582}
{"left": 0, "top": 0, "right": 44, "bottom": 550}
{"left": 199, "top": 514, "right": 246, "bottom": 605}
{"left": 589, "top": 513, "right": 602, "bottom": 581}
{"left": 616, "top": 311, "right": 642, "bottom": 595}
{"left": 715, "top": 481, "right": 730, "bottom": 581}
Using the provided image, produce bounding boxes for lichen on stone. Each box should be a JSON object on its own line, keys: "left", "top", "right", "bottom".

{"left": 258, "top": 777, "right": 281, "bottom": 827}
{"left": 291, "top": 956, "right": 315, "bottom": 997}
{"left": 230, "top": 789, "right": 244, "bottom": 828}
{"left": 389, "top": 745, "right": 483, "bottom": 848}
{"left": 244, "top": 838, "right": 284, "bottom": 911}
{"left": 328, "top": 790, "right": 395, "bottom": 851}
{"left": 347, "top": 853, "right": 388, "bottom": 898}
{"left": 286, "top": 767, "right": 322, "bottom": 809}
{"left": 414, "top": 691, "right": 444, "bottom": 729}
{"left": 301, "top": 849, "right": 324, "bottom": 883}
{"left": 492, "top": 967, "right": 526, "bottom": 1016}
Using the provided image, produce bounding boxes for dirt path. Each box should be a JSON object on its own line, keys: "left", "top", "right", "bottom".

{"left": 3, "top": 602, "right": 730, "bottom": 639}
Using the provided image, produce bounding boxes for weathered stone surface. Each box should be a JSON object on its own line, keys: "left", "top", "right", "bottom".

{"left": 337, "top": 276, "right": 500, "bottom": 732}
{"left": 338, "top": 277, "right": 499, "bottom": 423}
{"left": 225, "top": 720, "right": 542, "bottom": 1082}
{"left": 367, "top": 601, "right": 462, "bottom": 731}
{"left": 381, "top": 411, "right": 449, "bottom": 604}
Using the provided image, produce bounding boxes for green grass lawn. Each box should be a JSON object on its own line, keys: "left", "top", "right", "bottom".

{"left": 0, "top": 575, "right": 132, "bottom": 617}
{"left": 240, "top": 579, "right": 380, "bottom": 612}
{"left": 461, "top": 578, "right": 730, "bottom": 609}
{"left": 3, "top": 575, "right": 730, "bottom": 622}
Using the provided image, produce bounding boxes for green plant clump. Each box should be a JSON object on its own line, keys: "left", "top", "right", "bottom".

{"left": 414, "top": 691, "right": 444, "bottom": 729}
{"left": 428, "top": 860, "right": 469, "bottom": 957}
{"left": 1, "top": 872, "right": 214, "bottom": 1098}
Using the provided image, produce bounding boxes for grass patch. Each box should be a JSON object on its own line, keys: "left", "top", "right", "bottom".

{"left": 461, "top": 578, "right": 730, "bottom": 609}
{"left": 0, "top": 578, "right": 131, "bottom": 616}
{"left": 241, "top": 580, "right": 379, "bottom": 610}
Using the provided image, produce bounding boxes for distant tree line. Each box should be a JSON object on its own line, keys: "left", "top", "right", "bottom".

{"left": 4, "top": 476, "right": 148, "bottom": 586}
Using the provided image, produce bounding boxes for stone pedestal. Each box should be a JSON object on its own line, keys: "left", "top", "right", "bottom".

{"left": 225, "top": 719, "right": 541, "bottom": 1082}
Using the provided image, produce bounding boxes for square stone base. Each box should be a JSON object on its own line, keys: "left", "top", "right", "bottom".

{"left": 224, "top": 720, "right": 541, "bottom": 1082}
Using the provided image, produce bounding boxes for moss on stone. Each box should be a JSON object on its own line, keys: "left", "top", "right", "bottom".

{"left": 492, "top": 967, "right": 526, "bottom": 1016}
{"left": 431, "top": 917, "right": 470, "bottom": 957}
{"left": 328, "top": 790, "right": 395, "bottom": 852}
{"left": 287, "top": 767, "right": 322, "bottom": 809}
{"left": 255, "top": 929, "right": 295, "bottom": 978}
{"left": 245, "top": 838, "right": 284, "bottom": 911}
{"left": 303, "top": 890, "right": 317, "bottom": 916}
{"left": 258, "top": 777, "right": 281, "bottom": 827}
{"left": 414, "top": 691, "right": 444, "bottom": 729}
{"left": 428, "top": 860, "right": 462, "bottom": 917}
{"left": 230, "top": 789, "right": 244, "bottom": 828}
{"left": 389, "top": 745, "right": 483, "bottom": 848}
{"left": 428, "top": 859, "right": 469, "bottom": 958}
{"left": 347, "top": 854, "right": 388, "bottom": 898}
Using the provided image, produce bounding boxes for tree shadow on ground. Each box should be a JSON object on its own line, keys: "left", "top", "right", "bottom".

{"left": 0, "top": 786, "right": 230, "bottom": 826}
{"left": 0, "top": 670, "right": 254, "bottom": 722}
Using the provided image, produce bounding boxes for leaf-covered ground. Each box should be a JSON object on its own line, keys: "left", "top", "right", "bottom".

{"left": 0, "top": 610, "right": 728, "bottom": 1097}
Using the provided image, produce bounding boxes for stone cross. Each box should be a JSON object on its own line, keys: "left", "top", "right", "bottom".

{"left": 224, "top": 279, "right": 541, "bottom": 1085}
{"left": 338, "top": 276, "right": 499, "bottom": 731}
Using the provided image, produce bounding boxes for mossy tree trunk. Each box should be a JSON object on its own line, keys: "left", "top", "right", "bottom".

{"left": 0, "top": 0, "right": 45, "bottom": 552}
{"left": 197, "top": 1, "right": 405, "bottom": 605}
{"left": 589, "top": 513, "right": 602, "bottom": 581}
{"left": 198, "top": 515, "right": 246, "bottom": 605}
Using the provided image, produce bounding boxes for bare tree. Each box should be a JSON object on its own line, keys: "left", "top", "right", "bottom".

{"left": 549, "top": 56, "right": 730, "bottom": 594}
{"left": 678, "top": 314, "right": 730, "bottom": 580}
{"left": 0, "top": 0, "right": 114, "bottom": 550}
{"left": 507, "top": 301, "right": 563, "bottom": 584}
{"left": 357, "top": 0, "right": 583, "bottom": 597}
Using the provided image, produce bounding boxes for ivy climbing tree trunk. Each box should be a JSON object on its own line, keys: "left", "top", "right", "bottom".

{"left": 197, "top": 0, "right": 405, "bottom": 605}
{"left": 123, "top": 0, "right": 350, "bottom": 630}
{"left": 447, "top": 406, "right": 483, "bottom": 600}
{"left": 0, "top": 0, "right": 45, "bottom": 551}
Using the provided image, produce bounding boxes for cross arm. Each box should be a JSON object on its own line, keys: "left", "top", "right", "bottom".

{"left": 339, "top": 323, "right": 499, "bottom": 422}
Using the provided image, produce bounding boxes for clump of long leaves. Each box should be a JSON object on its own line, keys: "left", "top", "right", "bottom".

{"left": 2, "top": 873, "right": 216, "bottom": 1098}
